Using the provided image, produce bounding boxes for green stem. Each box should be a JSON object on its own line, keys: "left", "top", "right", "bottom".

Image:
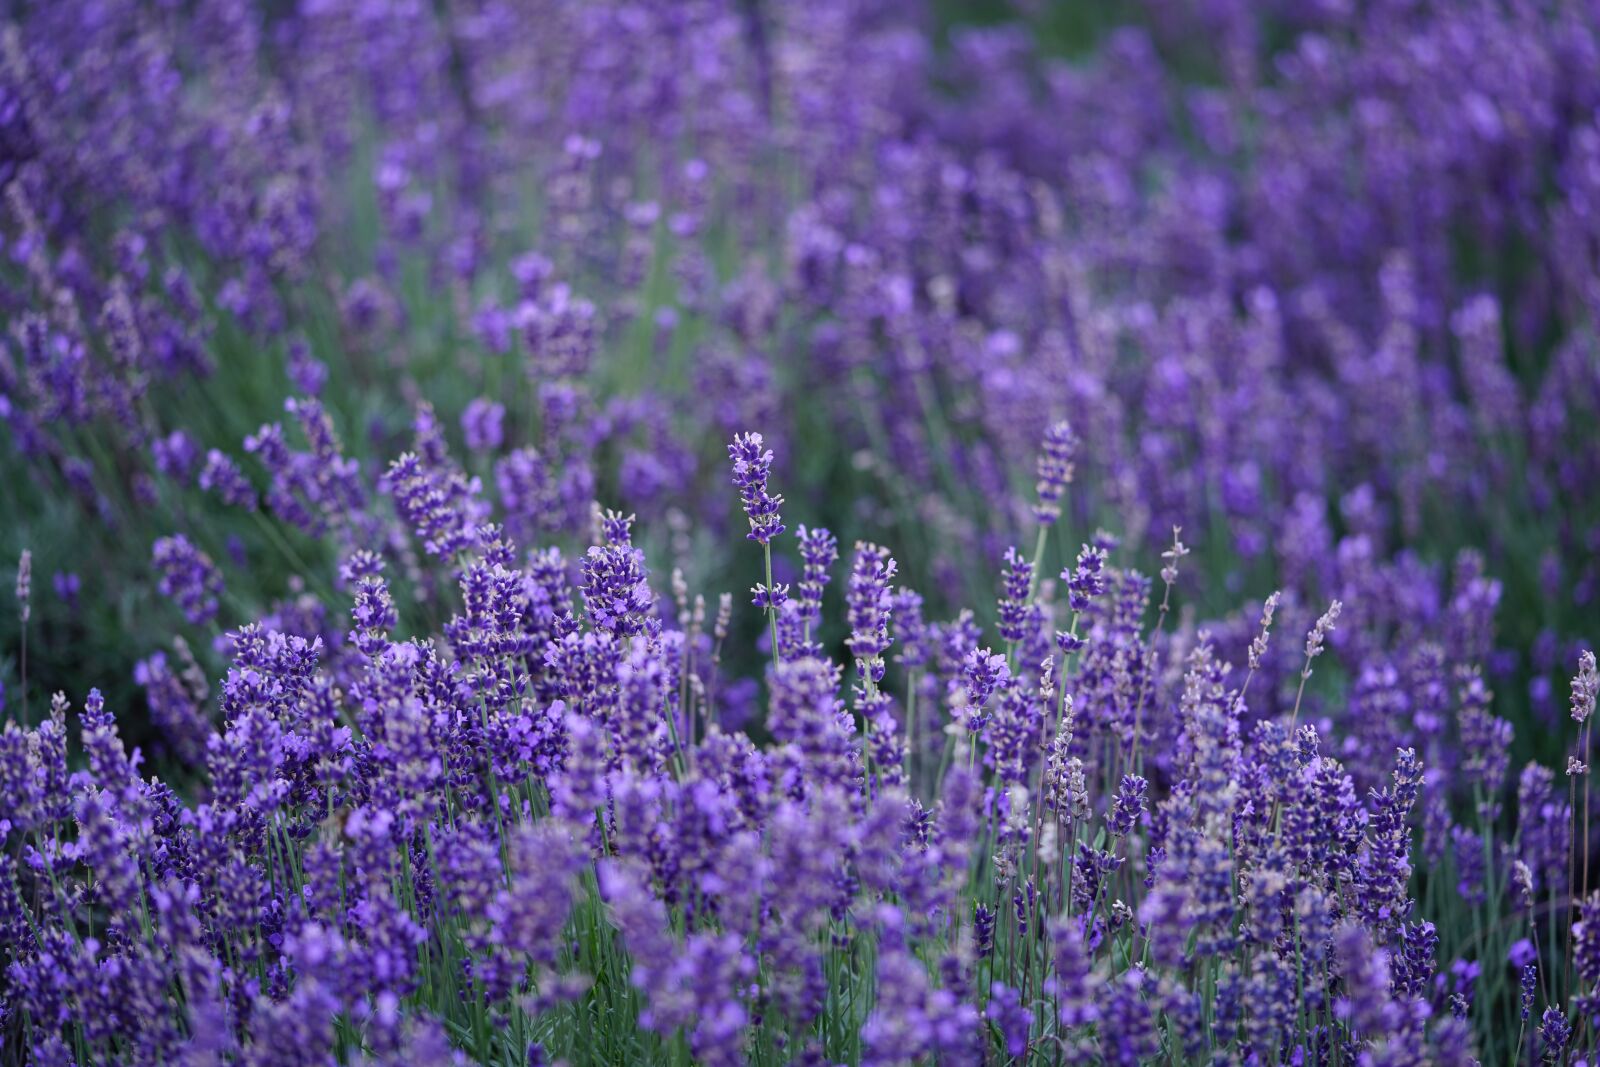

{"left": 763, "top": 541, "right": 781, "bottom": 666}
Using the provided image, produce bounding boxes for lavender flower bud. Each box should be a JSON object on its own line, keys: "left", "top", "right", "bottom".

{"left": 727, "top": 432, "right": 784, "bottom": 544}
{"left": 199, "top": 449, "right": 259, "bottom": 511}
{"left": 152, "top": 534, "right": 223, "bottom": 626}
{"left": 1303, "top": 599, "right": 1343, "bottom": 674}
{"left": 53, "top": 572, "right": 79, "bottom": 612}
{"left": 973, "top": 903, "right": 996, "bottom": 959}
{"left": 996, "top": 546, "right": 1033, "bottom": 643}
{"left": 460, "top": 398, "right": 506, "bottom": 453}
{"left": 1033, "top": 419, "right": 1077, "bottom": 525}
{"left": 1573, "top": 892, "right": 1600, "bottom": 985}
{"left": 1046, "top": 917, "right": 1097, "bottom": 1027}
{"left": 961, "top": 649, "right": 1009, "bottom": 731}
{"left": 795, "top": 525, "right": 838, "bottom": 625}
{"left": 846, "top": 542, "right": 897, "bottom": 670}
{"left": 1539, "top": 1008, "right": 1570, "bottom": 1062}
{"left": 1109, "top": 774, "right": 1148, "bottom": 837}
{"left": 1062, "top": 544, "right": 1107, "bottom": 615}
{"left": 1159, "top": 526, "right": 1189, "bottom": 586}
{"left": 1247, "top": 590, "right": 1281, "bottom": 672}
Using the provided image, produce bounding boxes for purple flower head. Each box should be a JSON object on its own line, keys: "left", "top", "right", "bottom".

{"left": 1574, "top": 892, "right": 1600, "bottom": 985}
{"left": 1392, "top": 920, "right": 1438, "bottom": 1001}
{"left": 491, "top": 823, "right": 585, "bottom": 966}
{"left": 152, "top": 430, "right": 200, "bottom": 479}
{"left": 461, "top": 397, "right": 506, "bottom": 453}
{"left": 996, "top": 546, "right": 1033, "bottom": 643}
{"left": 987, "top": 682, "right": 1043, "bottom": 785}
{"left": 599, "top": 858, "right": 754, "bottom": 1066}
{"left": 1109, "top": 774, "right": 1148, "bottom": 837}
{"left": 580, "top": 532, "right": 655, "bottom": 639}
{"left": 1458, "top": 669, "right": 1511, "bottom": 803}
{"left": 845, "top": 542, "right": 897, "bottom": 671}
{"left": 985, "top": 982, "right": 1031, "bottom": 1058}
{"left": 727, "top": 431, "right": 784, "bottom": 544}
{"left": 385, "top": 451, "right": 481, "bottom": 560}
{"left": 1540, "top": 1008, "right": 1571, "bottom": 1062}
{"left": 1033, "top": 419, "right": 1077, "bottom": 525}
{"left": 1063, "top": 544, "right": 1107, "bottom": 615}
{"left": 795, "top": 525, "right": 837, "bottom": 625}
{"left": 1046, "top": 917, "right": 1098, "bottom": 1027}
{"left": 962, "top": 648, "right": 1009, "bottom": 728}
{"left": 973, "top": 903, "right": 996, "bottom": 959}
{"left": 496, "top": 446, "right": 557, "bottom": 539}
{"left": 768, "top": 657, "right": 860, "bottom": 793}
{"left": 1099, "top": 968, "right": 1158, "bottom": 1066}
{"left": 342, "top": 550, "right": 397, "bottom": 657}
{"left": 152, "top": 534, "right": 223, "bottom": 626}
{"left": 287, "top": 340, "right": 328, "bottom": 397}
{"left": 52, "top": 571, "right": 79, "bottom": 611}
{"left": 1138, "top": 882, "right": 1194, "bottom": 969}
{"left": 861, "top": 921, "right": 981, "bottom": 1066}
{"left": 1334, "top": 922, "right": 1397, "bottom": 1039}
{"left": 133, "top": 646, "right": 211, "bottom": 761}
{"left": 199, "top": 449, "right": 259, "bottom": 511}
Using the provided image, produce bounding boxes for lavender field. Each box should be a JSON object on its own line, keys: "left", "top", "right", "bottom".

{"left": 3, "top": 0, "right": 1600, "bottom": 1063}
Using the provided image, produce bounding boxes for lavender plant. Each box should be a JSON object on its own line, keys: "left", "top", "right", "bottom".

{"left": 0, "top": 421, "right": 1594, "bottom": 1064}
{"left": 3, "top": 0, "right": 1600, "bottom": 1062}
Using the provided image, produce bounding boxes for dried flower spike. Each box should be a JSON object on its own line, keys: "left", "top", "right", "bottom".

{"left": 1572, "top": 650, "right": 1598, "bottom": 724}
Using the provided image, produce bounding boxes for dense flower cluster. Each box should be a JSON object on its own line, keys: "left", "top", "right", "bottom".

{"left": 0, "top": 419, "right": 1595, "bottom": 1063}
{"left": 2, "top": 0, "right": 1600, "bottom": 1063}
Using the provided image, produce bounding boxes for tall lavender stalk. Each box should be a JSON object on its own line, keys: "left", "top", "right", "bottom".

{"left": 728, "top": 432, "right": 785, "bottom": 665}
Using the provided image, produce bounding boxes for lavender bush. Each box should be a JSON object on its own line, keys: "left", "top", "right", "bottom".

{"left": 3, "top": 0, "right": 1600, "bottom": 1062}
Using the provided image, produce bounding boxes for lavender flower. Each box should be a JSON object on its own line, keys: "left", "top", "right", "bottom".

{"left": 1305, "top": 600, "right": 1343, "bottom": 668}
{"left": 1063, "top": 544, "right": 1107, "bottom": 616}
{"left": 845, "top": 542, "right": 897, "bottom": 676}
{"left": 199, "top": 449, "right": 259, "bottom": 511}
{"left": 1540, "top": 1008, "right": 1571, "bottom": 1063}
{"left": 795, "top": 524, "right": 838, "bottom": 627}
{"left": 2, "top": 8, "right": 1598, "bottom": 1064}
{"left": 1033, "top": 419, "right": 1077, "bottom": 525}
{"left": 1247, "top": 590, "right": 1281, "bottom": 673}
{"left": 1574, "top": 650, "right": 1598, "bottom": 724}
{"left": 52, "top": 571, "right": 79, "bottom": 611}
{"left": 1108, "top": 774, "right": 1148, "bottom": 838}
{"left": 985, "top": 982, "right": 1031, "bottom": 1058}
{"left": 1574, "top": 892, "right": 1600, "bottom": 985}
{"left": 461, "top": 398, "right": 506, "bottom": 453}
{"left": 152, "top": 534, "right": 223, "bottom": 625}
{"left": 996, "top": 546, "right": 1033, "bottom": 643}
{"left": 727, "top": 432, "right": 783, "bottom": 544}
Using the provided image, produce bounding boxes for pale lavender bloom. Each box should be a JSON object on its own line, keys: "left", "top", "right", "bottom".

{"left": 1572, "top": 649, "right": 1598, "bottom": 723}
{"left": 1304, "top": 599, "right": 1343, "bottom": 673}
{"left": 16, "top": 549, "right": 31, "bottom": 623}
